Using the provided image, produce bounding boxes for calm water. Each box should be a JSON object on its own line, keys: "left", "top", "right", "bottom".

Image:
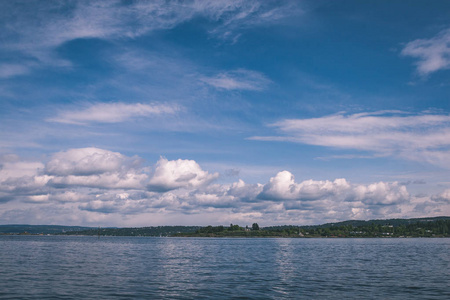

{"left": 0, "top": 236, "right": 449, "bottom": 299}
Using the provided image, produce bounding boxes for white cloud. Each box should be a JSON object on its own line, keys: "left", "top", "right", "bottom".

{"left": 0, "top": 157, "right": 51, "bottom": 201}
{"left": 201, "top": 69, "right": 271, "bottom": 91}
{"left": 191, "top": 193, "right": 236, "bottom": 209}
{"left": 176, "top": 180, "right": 262, "bottom": 209}
{"left": 256, "top": 170, "right": 408, "bottom": 208}
{"left": 0, "top": 63, "right": 31, "bottom": 78}
{"left": 46, "top": 147, "right": 141, "bottom": 176}
{"left": 207, "top": 1, "right": 302, "bottom": 41}
{"left": 0, "top": 148, "right": 447, "bottom": 226}
{"left": 148, "top": 157, "right": 219, "bottom": 192}
{"left": 258, "top": 171, "right": 350, "bottom": 201}
{"left": 0, "top": 0, "right": 299, "bottom": 76}
{"left": 25, "top": 194, "right": 50, "bottom": 203}
{"left": 0, "top": 160, "right": 44, "bottom": 179}
{"left": 401, "top": 28, "right": 450, "bottom": 75}
{"left": 352, "top": 182, "right": 409, "bottom": 206}
{"left": 77, "top": 192, "right": 152, "bottom": 214}
{"left": 49, "top": 191, "right": 89, "bottom": 203}
{"left": 251, "top": 111, "right": 450, "bottom": 168}
{"left": 226, "top": 179, "right": 263, "bottom": 202}
{"left": 47, "top": 102, "right": 178, "bottom": 125}
{"left": 49, "top": 173, "right": 147, "bottom": 190}
{"left": 431, "top": 189, "right": 450, "bottom": 203}
{"left": 46, "top": 148, "right": 147, "bottom": 189}
{"left": 79, "top": 200, "right": 120, "bottom": 214}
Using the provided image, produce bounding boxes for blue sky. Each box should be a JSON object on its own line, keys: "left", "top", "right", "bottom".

{"left": 1, "top": 0, "right": 449, "bottom": 226}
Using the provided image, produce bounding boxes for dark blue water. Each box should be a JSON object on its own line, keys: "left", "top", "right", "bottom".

{"left": 0, "top": 236, "right": 448, "bottom": 299}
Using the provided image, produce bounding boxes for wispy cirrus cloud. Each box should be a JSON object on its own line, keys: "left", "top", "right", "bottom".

{"left": 401, "top": 28, "right": 450, "bottom": 76}
{"left": 207, "top": 1, "right": 302, "bottom": 42}
{"left": 0, "top": 63, "right": 32, "bottom": 79}
{"left": 47, "top": 102, "right": 178, "bottom": 125}
{"left": 250, "top": 111, "right": 450, "bottom": 167}
{"left": 0, "top": 0, "right": 299, "bottom": 77}
{"left": 201, "top": 69, "right": 271, "bottom": 91}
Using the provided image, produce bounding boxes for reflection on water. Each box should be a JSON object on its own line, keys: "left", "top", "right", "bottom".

{"left": 0, "top": 236, "right": 449, "bottom": 299}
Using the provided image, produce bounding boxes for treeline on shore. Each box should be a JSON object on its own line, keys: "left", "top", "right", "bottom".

{"left": 177, "top": 218, "right": 449, "bottom": 238}
{"left": 59, "top": 226, "right": 202, "bottom": 237}
{"left": 1, "top": 217, "right": 449, "bottom": 237}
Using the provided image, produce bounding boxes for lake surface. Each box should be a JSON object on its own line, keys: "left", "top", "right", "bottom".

{"left": 0, "top": 236, "right": 449, "bottom": 299}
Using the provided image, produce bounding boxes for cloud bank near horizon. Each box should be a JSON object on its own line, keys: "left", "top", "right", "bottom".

{"left": 0, "top": 147, "right": 447, "bottom": 226}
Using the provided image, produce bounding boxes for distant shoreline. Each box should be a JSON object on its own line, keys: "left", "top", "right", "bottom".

{"left": 1, "top": 216, "right": 449, "bottom": 238}
{"left": 1, "top": 234, "right": 449, "bottom": 239}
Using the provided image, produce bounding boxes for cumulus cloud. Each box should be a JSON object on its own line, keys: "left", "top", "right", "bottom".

{"left": 78, "top": 195, "right": 149, "bottom": 214}
{"left": 25, "top": 194, "right": 50, "bottom": 203}
{"left": 49, "top": 173, "right": 148, "bottom": 190}
{"left": 0, "top": 156, "right": 51, "bottom": 202}
{"left": 78, "top": 200, "right": 119, "bottom": 214}
{"left": 258, "top": 171, "right": 350, "bottom": 201}
{"left": 49, "top": 191, "right": 90, "bottom": 203}
{"left": 352, "top": 182, "right": 409, "bottom": 206}
{"left": 431, "top": 189, "right": 450, "bottom": 203}
{"left": 178, "top": 180, "right": 263, "bottom": 209}
{"left": 47, "top": 102, "right": 178, "bottom": 125}
{"left": 226, "top": 179, "right": 263, "bottom": 202}
{"left": 191, "top": 193, "right": 236, "bottom": 209}
{"left": 201, "top": 69, "right": 271, "bottom": 91}
{"left": 46, "top": 148, "right": 147, "bottom": 189}
{"left": 401, "top": 28, "right": 450, "bottom": 75}
{"left": 1, "top": 159, "right": 44, "bottom": 178}
{"left": 148, "top": 157, "right": 219, "bottom": 192}
{"left": 256, "top": 170, "right": 408, "bottom": 207}
{"left": 251, "top": 111, "right": 450, "bottom": 168}
{"left": 77, "top": 191, "right": 152, "bottom": 214}
{"left": 0, "top": 147, "right": 447, "bottom": 225}
{"left": 46, "top": 147, "right": 142, "bottom": 176}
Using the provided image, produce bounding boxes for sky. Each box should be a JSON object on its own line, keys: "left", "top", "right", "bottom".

{"left": 1, "top": 0, "right": 450, "bottom": 227}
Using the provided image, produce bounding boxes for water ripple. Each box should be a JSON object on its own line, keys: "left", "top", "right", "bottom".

{"left": 0, "top": 236, "right": 449, "bottom": 299}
